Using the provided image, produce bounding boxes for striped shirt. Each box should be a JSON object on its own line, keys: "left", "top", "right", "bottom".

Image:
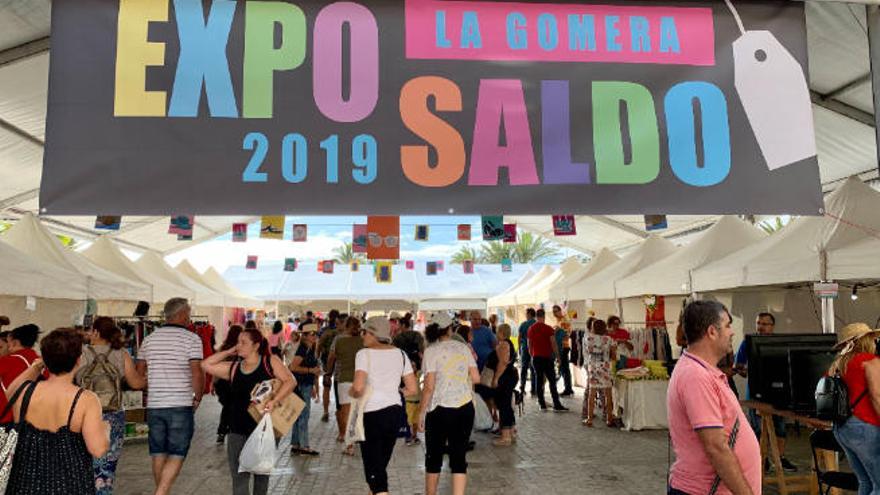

{"left": 137, "top": 325, "right": 203, "bottom": 409}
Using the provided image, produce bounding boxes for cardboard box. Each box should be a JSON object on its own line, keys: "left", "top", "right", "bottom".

{"left": 248, "top": 379, "right": 305, "bottom": 438}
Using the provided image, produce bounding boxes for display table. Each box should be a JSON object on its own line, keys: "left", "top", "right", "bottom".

{"left": 614, "top": 379, "right": 669, "bottom": 431}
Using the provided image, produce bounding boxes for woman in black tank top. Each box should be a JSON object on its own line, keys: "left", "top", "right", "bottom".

{"left": 202, "top": 328, "right": 296, "bottom": 495}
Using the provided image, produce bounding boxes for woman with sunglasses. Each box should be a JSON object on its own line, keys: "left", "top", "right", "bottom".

{"left": 350, "top": 316, "right": 418, "bottom": 495}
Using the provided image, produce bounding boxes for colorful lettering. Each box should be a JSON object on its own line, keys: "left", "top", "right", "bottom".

{"left": 665, "top": 82, "right": 731, "bottom": 186}
{"left": 567, "top": 14, "right": 596, "bottom": 51}
{"left": 506, "top": 12, "right": 528, "bottom": 50}
{"left": 114, "top": 0, "right": 168, "bottom": 117}
{"left": 593, "top": 81, "right": 660, "bottom": 184}
{"left": 542, "top": 80, "right": 590, "bottom": 184}
{"left": 435, "top": 10, "right": 452, "bottom": 48}
{"left": 460, "top": 11, "right": 483, "bottom": 48}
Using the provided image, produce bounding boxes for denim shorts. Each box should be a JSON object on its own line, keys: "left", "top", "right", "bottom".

{"left": 147, "top": 407, "right": 195, "bottom": 458}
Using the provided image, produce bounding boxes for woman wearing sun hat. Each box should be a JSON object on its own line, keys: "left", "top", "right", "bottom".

{"left": 828, "top": 322, "right": 880, "bottom": 495}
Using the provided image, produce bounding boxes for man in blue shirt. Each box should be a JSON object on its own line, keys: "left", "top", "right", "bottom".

{"left": 517, "top": 308, "right": 537, "bottom": 394}
{"left": 469, "top": 310, "right": 497, "bottom": 371}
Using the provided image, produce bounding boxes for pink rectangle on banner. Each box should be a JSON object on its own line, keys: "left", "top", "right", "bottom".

{"left": 405, "top": 0, "right": 714, "bottom": 66}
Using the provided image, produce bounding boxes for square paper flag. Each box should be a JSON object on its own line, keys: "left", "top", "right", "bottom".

{"left": 426, "top": 262, "right": 438, "bottom": 276}
{"left": 415, "top": 225, "right": 429, "bottom": 241}
{"left": 645, "top": 215, "right": 668, "bottom": 231}
{"left": 463, "top": 260, "right": 475, "bottom": 274}
{"left": 232, "top": 223, "right": 248, "bottom": 242}
{"left": 284, "top": 258, "right": 297, "bottom": 271}
{"left": 457, "top": 224, "right": 471, "bottom": 241}
{"left": 501, "top": 258, "right": 513, "bottom": 272}
{"left": 438, "top": 260, "right": 445, "bottom": 271}
{"left": 552, "top": 215, "right": 577, "bottom": 236}
{"left": 352, "top": 224, "right": 368, "bottom": 253}
{"left": 260, "top": 216, "right": 284, "bottom": 239}
{"left": 169, "top": 215, "right": 194, "bottom": 236}
{"left": 322, "top": 260, "right": 334, "bottom": 274}
{"left": 351, "top": 261, "right": 360, "bottom": 272}
{"left": 95, "top": 216, "right": 121, "bottom": 231}
{"left": 292, "top": 224, "right": 308, "bottom": 242}
{"left": 405, "top": 260, "right": 415, "bottom": 270}
{"left": 503, "top": 224, "right": 517, "bottom": 243}
{"left": 481, "top": 216, "right": 504, "bottom": 240}
{"left": 376, "top": 262, "right": 393, "bottom": 283}
{"left": 246, "top": 256, "right": 258, "bottom": 270}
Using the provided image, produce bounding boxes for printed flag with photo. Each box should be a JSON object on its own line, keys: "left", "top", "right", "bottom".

{"left": 501, "top": 258, "right": 513, "bottom": 272}
{"left": 375, "top": 261, "right": 393, "bottom": 283}
{"left": 645, "top": 215, "right": 668, "bottom": 231}
{"left": 284, "top": 258, "right": 297, "bottom": 271}
{"left": 426, "top": 261, "right": 438, "bottom": 276}
{"left": 352, "top": 224, "right": 368, "bottom": 253}
{"left": 457, "top": 224, "right": 471, "bottom": 241}
{"left": 260, "top": 216, "right": 285, "bottom": 239}
{"left": 415, "top": 225, "right": 429, "bottom": 241}
{"left": 322, "top": 260, "right": 334, "bottom": 274}
{"left": 481, "top": 216, "right": 504, "bottom": 240}
{"left": 351, "top": 261, "right": 360, "bottom": 272}
{"left": 463, "top": 260, "right": 475, "bottom": 274}
{"left": 94, "top": 216, "right": 121, "bottom": 231}
{"left": 246, "top": 255, "right": 258, "bottom": 270}
{"left": 552, "top": 215, "right": 577, "bottom": 236}
{"left": 169, "top": 215, "right": 194, "bottom": 236}
{"left": 438, "top": 260, "right": 445, "bottom": 271}
{"left": 405, "top": 260, "right": 414, "bottom": 270}
{"left": 292, "top": 224, "right": 308, "bottom": 242}
{"left": 503, "top": 224, "right": 517, "bottom": 243}
{"left": 232, "top": 223, "right": 248, "bottom": 242}
{"left": 367, "top": 216, "right": 400, "bottom": 260}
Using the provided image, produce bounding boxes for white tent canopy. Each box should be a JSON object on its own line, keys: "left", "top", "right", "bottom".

{"left": 566, "top": 236, "right": 678, "bottom": 301}
{"left": 0, "top": 239, "right": 87, "bottom": 299}
{"left": 135, "top": 252, "right": 224, "bottom": 307}
{"left": 201, "top": 267, "right": 260, "bottom": 307}
{"left": 827, "top": 237, "right": 880, "bottom": 281}
{"left": 2, "top": 212, "right": 150, "bottom": 301}
{"left": 488, "top": 265, "right": 556, "bottom": 307}
{"left": 693, "top": 177, "right": 880, "bottom": 291}
{"left": 616, "top": 217, "right": 767, "bottom": 298}
{"left": 546, "top": 248, "right": 621, "bottom": 302}
{"left": 513, "top": 258, "right": 584, "bottom": 305}
{"left": 82, "top": 237, "right": 193, "bottom": 304}
{"left": 175, "top": 260, "right": 255, "bottom": 308}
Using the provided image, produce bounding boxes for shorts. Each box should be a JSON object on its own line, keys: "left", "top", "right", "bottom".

{"left": 406, "top": 401, "right": 420, "bottom": 425}
{"left": 147, "top": 407, "right": 195, "bottom": 458}
{"left": 336, "top": 381, "right": 353, "bottom": 406}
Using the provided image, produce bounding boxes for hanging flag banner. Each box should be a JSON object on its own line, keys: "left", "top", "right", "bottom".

{"left": 437, "top": 260, "right": 445, "bottom": 271}
{"left": 376, "top": 262, "right": 394, "bottom": 283}
{"left": 552, "top": 215, "right": 577, "bottom": 236}
{"left": 501, "top": 258, "right": 513, "bottom": 272}
{"left": 284, "top": 258, "right": 298, "bottom": 271}
{"left": 353, "top": 224, "right": 369, "bottom": 253}
{"left": 322, "top": 260, "right": 335, "bottom": 273}
{"left": 351, "top": 261, "right": 360, "bottom": 272}
{"left": 260, "top": 216, "right": 285, "bottom": 239}
{"left": 457, "top": 224, "right": 472, "bottom": 241}
{"left": 645, "top": 215, "right": 669, "bottom": 231}
{"left": 503, "top": 224, "right": 517, "bottom": 243}
{"left": 426, "top": 261, "right": 438, "bottom": 275}
{"left": 169, "top": 215, "right": 194, "bottom": 236}
{"left": 482, "top": 216, "right": 504, "bottom": 241}
{"left": 415, "top": 225, "right": 429, "bottom": 241}
{"left": 232, "top": 223, "right": 248, "bottom": 242}
{"left": 40, "top": 1, "right": 821, "bottom": 216}
{"left": 367, "top": 216, "right": 400, "bottom": 260}
{"left": 95, "top": 216, "right": 121, "bottom": 231}
{"left": 246, "top": 256, "right": 258, "bottom": 270}
{"left": 292, "top": 224, "right": 308, "bottom": 242}
{"left": 463, "top": 260, "right": 475, "bottom": 274}
{"left": 405, "top": 260, "right": 415, "bottom": 270}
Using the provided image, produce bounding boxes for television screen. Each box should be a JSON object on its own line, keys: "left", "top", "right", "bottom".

{"left": 746, "top": 334, "right": 837, "bottom": 409}
{"left": 788, "top": 349, "right": 837, "bottom": 414}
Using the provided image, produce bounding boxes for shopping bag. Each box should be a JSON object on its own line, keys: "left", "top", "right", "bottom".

{"left": 238, "top": 414, "right": 278, "bottom": 475}
{"left": 248, "top": 379, "right": 305, "bottom": 438}
{"left": 472, "top": 395, "right": 493, "bottom": 431}
{"left": 345, "top": 385, "right": 372, "bottom": 446}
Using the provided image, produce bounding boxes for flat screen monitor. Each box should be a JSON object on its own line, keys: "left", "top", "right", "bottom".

{"left": 788, "top": 349, "right": 837, "bottom": 414}
{"left": 746, "top": 334, "right": 837, "bottom": 409}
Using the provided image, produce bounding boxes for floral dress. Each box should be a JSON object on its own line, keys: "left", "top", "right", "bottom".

{"left": 583, "top": 333, "right": 613, "bottom": 388}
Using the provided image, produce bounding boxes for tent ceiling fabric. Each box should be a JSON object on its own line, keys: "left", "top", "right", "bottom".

{"left": 0, "top": 2, "right": 878, "bottom": 256}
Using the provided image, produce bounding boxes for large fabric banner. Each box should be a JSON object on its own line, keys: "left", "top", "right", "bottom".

{"left": 40, "top": 0, "right": 822, "bottom": 215}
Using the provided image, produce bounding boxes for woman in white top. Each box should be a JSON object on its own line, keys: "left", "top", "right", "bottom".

{"left": 417, "top": 313, "right": 480, "bottom": 495}
{"left": 350, "top": 316, "right": 417, "bottom": 495}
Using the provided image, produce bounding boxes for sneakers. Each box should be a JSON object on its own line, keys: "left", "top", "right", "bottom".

{"left": 216, "top": 433, "right": 225, "bottom": 444}
{"left": 780, "top": 457, "right": 797, "bottom": 473}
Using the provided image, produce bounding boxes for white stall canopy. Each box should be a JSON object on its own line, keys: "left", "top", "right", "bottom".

{"left": 0, "top": 239, "right": 87, "bottom": 299}
{"left": 201, "top": 267, "right": 260, "bottom": 308}
{"left": 546, "top": 248, "right": 621, "bottom": 302}
{"left": 175, "top": 260, "right": 256, "bottom": 309}
{"left": 514, "top": 258, "right": 585, "bottom": 305}
{"left": 616, "top": 217, "right": 766, "bottom": 298}
{"left": 2, "top": 212, "right": 150, "bottom": 301}
{"left": 135, "top": 252, "right": 224, "bottom": 307}
{"left": 488, "top": 265, "right": 556, "bottom": 307}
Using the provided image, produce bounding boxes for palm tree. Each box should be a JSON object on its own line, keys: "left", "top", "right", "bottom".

{"left": 509, "top": 231, "right": 559, "bottom": 263}
{"left": 758, "top": 216, "right": 789, "bottom": 235}
{"left": 451, "top": 245, "right": 481, "bottom": 264}
{"left": 332, "top": 242, "right": 365, "bottom": 264}
{"left": 480, "top": 241, "right": 517, "bottom": 264}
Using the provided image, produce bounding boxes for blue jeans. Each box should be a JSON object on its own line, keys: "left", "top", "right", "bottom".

{"left": 147, "top": 407, "right": 195, "bottom": 458}
{"left": 519, "top": 348, "right": 536, "bottom": 392}
{"left": 291, "top": 384, "right": 313, "bottom": 448}
{"left": 834, "top": 416, "right": 880, "bottom": 495}
{"left": 747, "top": 409, "right": 787, "bottom": 439}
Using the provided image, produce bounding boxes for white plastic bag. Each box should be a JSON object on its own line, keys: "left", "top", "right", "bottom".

{"left": 472, "top": 395, "right": 493, "bottom": 431}
{"left": 239, "top": 414, "right": 277, "bottom": 475}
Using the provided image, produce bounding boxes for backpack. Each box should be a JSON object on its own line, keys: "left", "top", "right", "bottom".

{"left": 396, "top": 332, "right": 423, "bottom": 371}
{"left": 80, "top": 346, "right": 122, "bottom": 412}
{"left": 815, "top": 374, "right": 868, "bottom": 423}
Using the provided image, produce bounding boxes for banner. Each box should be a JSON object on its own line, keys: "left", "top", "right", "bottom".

{"left": 367, "top": 216, "right": 400, "bottom": 259}
{"left": 40, "top": 0, "right": 821, "bottom": 215}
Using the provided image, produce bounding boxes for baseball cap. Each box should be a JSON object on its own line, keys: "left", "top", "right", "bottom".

{"left": 388, "top": 311, "right": 403, "bottom": 321}
{"left": 365, "top": 316, "right": 392, "bottom": 342}
{"left": 429, "top": 312, "right": 453, "bottom": 329}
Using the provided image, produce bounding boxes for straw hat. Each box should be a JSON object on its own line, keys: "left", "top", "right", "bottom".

{"left": 834, "top": 322, "right": 880, "bottom": 352}
{"left": 298, "top": 323, "right": 319, "bottom": 335}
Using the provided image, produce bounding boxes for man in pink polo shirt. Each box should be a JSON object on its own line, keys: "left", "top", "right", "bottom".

{"left": 667, "top": 301, "right": 761, "bottom": 495}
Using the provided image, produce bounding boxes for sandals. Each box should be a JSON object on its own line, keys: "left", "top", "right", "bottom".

{"left": 492, "top": 437, "right": 513, "bottom": 447}
{"left": 343, "top": 445, "right": 356, "bottom": 457}
{"left": 582, "top": 418, "right": 594, "bottom": 427}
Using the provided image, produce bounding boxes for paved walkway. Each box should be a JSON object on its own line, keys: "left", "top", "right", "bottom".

{"left": 117, "top": 388, "right": 671, "bottom": 494}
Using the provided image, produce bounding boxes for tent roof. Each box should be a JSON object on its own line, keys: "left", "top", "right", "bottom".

{"left": 135, "top": 252, "right": 224, "bottom": 307}
{"left": 565, "top": 236, "right": 678, "bottom": 301}
{"left": 81, "top": 237, "right": 194, "bottom": 304}
{"left": 692, "top": 177, "right": 880, "bottom": 291}
{"left": 615, "top": 217, "right": 767, "bottom": 297}
{"left": 201, "top": 267, "right": 260, "bottom": 305}
{"left": 514, "top": 258, "right": 585, "bottom": 305}
{"left": 0, "top": 239, "right": 87, "bottom": 299}
{"left": 827, "top": 237, "right": 880, "bottom": 281}
{"left": 2, "top": 212, "right": 150, "bottom": 300}
{"left": 488, "top": 265, "right": 557, "bottom": 307}
{"left": 0, "top": 2, "right": 878, "bottom": 256}
{"left": 175, "top": 260, "right": 256, "bottom": 308}
{"left": 547, "top": 248, "right": 621, "bottom": 301}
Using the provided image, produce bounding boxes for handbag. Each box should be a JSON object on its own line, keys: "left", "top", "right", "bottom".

{"left": 345, "top": 351, "right": 373, "bottom": 446}
{"left": 0, "top": 382, "right": 31, "bottom": 494}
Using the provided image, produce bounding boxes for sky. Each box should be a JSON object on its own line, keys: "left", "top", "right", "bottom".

{"left": 164, "top": 215, "right": 579, "bottom": 273}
